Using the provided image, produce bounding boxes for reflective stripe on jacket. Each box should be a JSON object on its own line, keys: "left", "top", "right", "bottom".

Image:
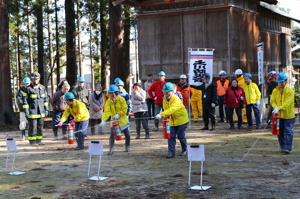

{"left": 216, "top": 80, "right": 229, "bottom": 96}
{"left": 102, "top": 96, "right": 129, "bottom": 127}
{"left": 60, "top": 99, "right": 90, "bottom": 122}
{"left": 270, "top": 85, "right": 295, "bottom": 119}
{"left": 160, "top": 95, "right": 189, "bottom": 126}
{"left": 243, "top": 82, "right": 261, "bottom": 104}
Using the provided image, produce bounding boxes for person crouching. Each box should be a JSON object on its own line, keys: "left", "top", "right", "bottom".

{"left": 155, "top": 82, "right": 189, "bottom": 159}
{"left": 57, "top": 92, "right": 90, "bottom": 150}
{"left": 101, "top": 84, "right": 131, "bottom": 155}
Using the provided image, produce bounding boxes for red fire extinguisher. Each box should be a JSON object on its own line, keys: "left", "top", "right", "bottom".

{"left": 111, "top": 121, "right": 122, "bottom": 141}
{"left": 162, "top": 117, "right": 171, "bottom": 139}
{"left": 67, "top": 123, "right": 75, "bottom": 144}
{"left": 272, "top": 114, "right": 280, "bottom": 135}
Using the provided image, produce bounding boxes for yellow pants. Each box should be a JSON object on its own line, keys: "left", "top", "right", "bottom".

{"left": 191, "top": 100, "right": 203, "bottom": 121}
{"left": 235, "top": 107, "right": 247, "bottom": 122}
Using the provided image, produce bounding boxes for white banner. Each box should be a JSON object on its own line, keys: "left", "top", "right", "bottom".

{"left": 257, "top": 43, "right": 264, "bottom": 85}
{"left": 188, "top": 49, "right": 214, "bottom": 85}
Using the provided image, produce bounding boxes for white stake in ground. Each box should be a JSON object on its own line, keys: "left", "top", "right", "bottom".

{"left": 87, "top": 140, "right": 108, "bottom": 181}
{"left": 187, "top": 144, "right": 211, "bottom": 191}
{"left": 5, "top": 138, "right": 25, "bottom": 175}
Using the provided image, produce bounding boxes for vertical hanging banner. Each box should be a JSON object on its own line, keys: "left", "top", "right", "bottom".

{"left": 257, "top": 43, "right": 264, "bottom": 85}
{"left": 188, "top": 49, "right": 214, "bottom": 85}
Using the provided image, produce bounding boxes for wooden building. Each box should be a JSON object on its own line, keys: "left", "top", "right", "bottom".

{"left": 121, "top": 0, "right": 300, "bottom": 80}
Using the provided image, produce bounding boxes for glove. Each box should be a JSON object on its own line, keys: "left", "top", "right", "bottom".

{"left": 57, "top": 122, "right": 63, "bottom": 127}
{"left": 100, "top": 120, "right": 107, "bottom": 126}
{"left": 154, "top": 97, "right": 157, "bottom": 101}
{"left": 113, "top": 114, "right": 120, "bottom": 120}
{"left": 211, "top": 103, "right": 216, "bottom": 108}
{"left": 45, "top": 110, "right": 49, "bottom": 116}
{"left": 256, "top": 100, "right": 260, "bottom": 106}
{"left": 272, "top": 106, "right": 279, "bottom": 114}
{"left": 155, "top": 114, "right": 162, "bottom": 120}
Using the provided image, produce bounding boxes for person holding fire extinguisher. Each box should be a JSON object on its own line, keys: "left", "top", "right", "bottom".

{"left": 57, "top": 92, "right": 90, "bottom": 150}
{"left": 270, "top": 72, "right": 295, "bottom": 154}
{"left": 155, "top": 82, "right": 189, "bottom": 159}
{"left": 101, "top": 84, "right": 131, "bottom": 155}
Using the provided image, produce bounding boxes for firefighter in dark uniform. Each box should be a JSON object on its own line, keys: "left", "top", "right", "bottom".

{"left": 191, "top": 73, "right": 218, "bottom": 130}
{"left": 23, "top": 72, "right": 49, "bottom": 145}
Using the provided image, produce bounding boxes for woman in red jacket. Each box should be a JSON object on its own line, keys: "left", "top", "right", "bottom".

{"left": 224, "top": 79, "right": 246, "bottom": 129}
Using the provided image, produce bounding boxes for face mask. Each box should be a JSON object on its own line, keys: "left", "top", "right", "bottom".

{"left": 95, "top": 91, "right": 101, "bottom": 95}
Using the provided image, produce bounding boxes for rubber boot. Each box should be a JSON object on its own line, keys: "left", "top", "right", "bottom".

{"left": 21, "top": 130, "right": 26, "bottom": 141}
{"left": 29, "top": 140, "right": 37, "bottom": 145}
{"left": 125, "top": 136, "right": 130, "bottom": 152}
{"left": 108, "top": 147, "right": 114, "bottom": 155}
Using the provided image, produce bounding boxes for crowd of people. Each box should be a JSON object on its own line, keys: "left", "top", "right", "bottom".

{"left": 16, "top": 68, "right": 296, "bottom": 156}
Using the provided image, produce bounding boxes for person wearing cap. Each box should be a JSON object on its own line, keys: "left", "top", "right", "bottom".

{"left": 22, "top": 72, "right": 49, "bottom": 145}
{"left": 144, "top": 74, "right": 155, "bottom": 118}
{"left": 235, "top": 69, "right": 247, "bottom": 123}
{"left": 115, "top": 79, "right": 131, "bottom": 114}
{"left": 101, "top": 84, "right": 131, "bottom": 155}
{"left": 243, "top": 73, "right": 262, "bottom": 129}
{"left": 148, "top": 71, "right": 167, "bottom": 131}
{"left": 270, "top": 72, "right": 295, "bottom": 154}
{"left": 266, "top": 71, "right": 278, "bottom": 128}
{"left": 51, "top": 82, "right": 70, "bottom": 140}
{"left": 131, "top": 83, "right": 150, "bottom": 139}
{"left": 16, "top": 77, "right": 31, "bottom": 140}
{"left": 89, "top": 84, "right": 104, "bottom": 135}
{"left": 155, "top": 82, "right": 189, "bottom": 158}
{"left": 57, "top": 92, "right": 90, "bottom": 150}
{"left": 176, "top": 74, "right": 190, "bottom": 109}
{"left": 216, "top": 70, "right": 229, "bottom": 123}
{"left": 72, "top": 76, "right": 89, "bottom": 107}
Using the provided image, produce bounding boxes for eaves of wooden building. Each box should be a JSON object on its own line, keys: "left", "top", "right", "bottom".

{"left": 118, "top": 0, "right": 300, "bottom": 81}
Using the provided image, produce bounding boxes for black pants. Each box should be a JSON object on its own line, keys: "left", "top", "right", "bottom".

{"left": 28, "top": 118, "right": 44, "bottom": 143}
{"left": 203, "top": 103, "right": 215, "bottom": 128}
{"left": 227, "top": 107, "right": 242, "bottom": 128}
{"left": 90, "top": 119, "right": 102, "bottom": 135}
{"left": 146, "top": 98, "right": 155, "bottom": 118}
{"left": 134, "top": 112, "right": 150, "bottom": 138}
{"left": 218, "top": 95, "right": 228, "bottom": 121}
{"left": 110, "top": 128, "right": 130, "bottom": 149}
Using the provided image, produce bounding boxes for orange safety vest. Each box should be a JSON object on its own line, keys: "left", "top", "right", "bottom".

{"left": 216, "top": 80, "right": 229, "bottom": 96}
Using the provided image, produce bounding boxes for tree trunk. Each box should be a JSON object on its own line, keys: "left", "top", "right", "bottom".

{"left": 16, "top": 25, "right": 21, "bottom": 89}
{"left": 109, "top": 1, "right": 123, "bottom": 84}
{"left": 35, "top": 1, "right": 46, "bottom": 86}
{"left": 65, "top": 0, "right": 77, "bottom": 87}
{"left": 123, "top": 5, "right": 131, "bottom": 91}
{"left": 89, "top": 22, "right": 94, "bottom": 90}
{"left": 25, "top": 0, "right": 34, "bottom": 74}
{"left": 0, "top": 0, "right": 15, "bottom": 124}
{"left": 55, "top": 0, "right": 60, "bottom": 85}
{"left": 100, "top": 0, "right": 109, "bottom": 89}
{"left": 47, "top": 0, "right": 55, "bottom": 95}
{"left": 76, "top": 0, "right": 83, "bottom": 76}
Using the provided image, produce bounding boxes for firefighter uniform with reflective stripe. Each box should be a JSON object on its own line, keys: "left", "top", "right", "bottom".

{"left": 216, "top": 79, "right": 229, "bottom": 122}
{"left": 23, "top": 84, "right": 49, "bottom": 144}
{"left": 16, "top": 86, "right": 29, "bottom": 138}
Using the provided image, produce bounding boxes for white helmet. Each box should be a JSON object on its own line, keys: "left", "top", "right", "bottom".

{"left": 219, "top": 70, "right": 227, "bottom": 76}
{"left": 179, "top": 74, "right": 187, "bottom": 79}
{"left": 235, "top": 69, "right": 243, "bottom": 75}
{"left": 268, "top": 71, "right": 276, "bottom": 76}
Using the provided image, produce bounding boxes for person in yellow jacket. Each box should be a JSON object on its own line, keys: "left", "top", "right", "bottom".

{"left": 57, "top": 92, "right": 90, "bottom": 150}
{"left": 101, "top": 84, "right": 130, "bottom": 155}
{"left": 244, "top": 73, "right": 262, "bottom": 129}
{"left": 270, "top": 72, "right": 295, "bottom": 154}
{"left": 190, "top": 87, "right": 203, "bottom": 121}
{"left": 235, "top": 69, "right": 247, "bottom": 123}
{"left": 155, "top": 82, "right": 189, "bottom": 159}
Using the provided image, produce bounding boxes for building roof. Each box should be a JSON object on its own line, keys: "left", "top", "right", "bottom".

{"left": 259, "top": 2, "right": 300, "bottom": 23}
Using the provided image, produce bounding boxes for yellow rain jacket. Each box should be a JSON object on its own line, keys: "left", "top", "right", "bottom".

{"left": 60, "top": 99, "right": 90, "bottom": 122}
{"left": 243, "top": 82, "right": 261, "bottom": 104}
{"left": 190, "top": 87, "right": 202, "bottom": 101}
{"left": 270, "top": 85, "right": 295, "bottom": 119}
{"left": 237, "top": 75, "right": 245, "bottom": 89}
{"left": 102, "top": 95, "right": 128, "bottom": 127}
{"left": 160, "top": 95, "right": 189, "bottom": 126}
